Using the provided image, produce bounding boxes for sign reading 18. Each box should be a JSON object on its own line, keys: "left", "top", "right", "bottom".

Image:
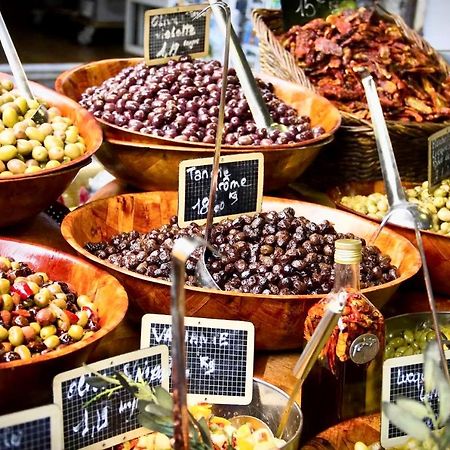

{"left": 192, "top": 197, "right": 225, "bottom": 216}
{"left": 296, "top": 0, "right": 339, "bottom": 17}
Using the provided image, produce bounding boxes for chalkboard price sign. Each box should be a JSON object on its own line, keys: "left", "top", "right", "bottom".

{"left": 141, "top": 314, "right": 255, "bottom": 405}
{"left": 144, "top": 4, "right": 210, "bottom": 66}
{"left": 0, "top": 404, "right": 63, "bottom": 450}
{"left": 178, "top": 153, "right": 264, "bottom": 227}
{"left": 53, "top": 347, "right": 169, "bottom": 450}
{"left": 381, "top": 351, "right": 450, "bottom": 448}
{"left": 428, "top": 126, "right": 450, "bottom": 190}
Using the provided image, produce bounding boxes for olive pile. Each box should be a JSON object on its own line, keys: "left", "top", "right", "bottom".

{"left": 0, "top": 80, "right": 87, "bottom": 178}
{"left": 385, "top": 323, "right": 450, "bottom": 359}
{"left": 0, "top": 256, "right": 100, "bottom": 362}
{"left": 341, "top": 179, "right": 450, "bottom": 236}
{"left": 85, "top": 208, "right": 399, "bottom": 295}
{"left": 79, "top": 56, "right": 324, "bottom": 146}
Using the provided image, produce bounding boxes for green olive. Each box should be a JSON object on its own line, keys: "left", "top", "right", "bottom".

{"left": 390, "top": 336, "right": 406, "bottom": 349}
{"left": 403, "top": 346, "right": 414, "bottom": 356}
{"left": 48, "top": 147, "right": 64, "bottom": 161}
{"left": 68, "top": 324, "right": 84, "bottom": 341}
{"left": 8, "top": 326, "right": 24, "bottom": 347}
{"left": 38, "top": 123, "right": 53, "bottom": 137}
{"left": 40, "top": 324, "right": 57, "bottom": 340}
{"left": 29, "top": 322, "right": 41, "bottom": 334}
{"left": 25, "top": 126, "right": 45, "bottom": 142}
{"left": 31, "top": 146, "right": 48, "bottom": 162}
{"left": 16, "top": 139, "right": 33, "bottom": 155}
{"left": 24, "top": 166, "right": 41, "bottom": 174}
{"left": 1, "top": 294, "right": 13, "bottom": 311}
{"left": 44, "top": 335, "right": 60, "bottom": 349}
{"left": 0, "top": 278, "right": 10, "bottom": 294}
{"left": 0, "top": 145, "right": 17, "bottom": 161}
{"left": 0, "top": 325, "right": 8, "bottom": 341}
{"left": 0, "top": 129, "right": 16, "bottom": 145}
{"left": 426, "top": 330, "right": 437, "bottom": 341}
{"left": 7, "top": 158, "right": 26, "bottom": 174}
{"left": 45, "top": 160, "right": 60, "bottom": 169}
{"left": 15, "top": 345, "right": 31, "bottom": 360}
{"left": 64, "top": 143, "right": 80, "bottom": 159}
{"left": 43, "top": 135, "right": 64, "bottom": 151}
{"left": 403, "top": 329, "right": 414, "bottom": 344}
{"left": 2, "top": 106, "right": 19, "bottom": 128}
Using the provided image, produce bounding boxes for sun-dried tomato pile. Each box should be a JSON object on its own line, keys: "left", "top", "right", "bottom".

{"left": 280, "top": 8, "right": 450, "bottom": 122}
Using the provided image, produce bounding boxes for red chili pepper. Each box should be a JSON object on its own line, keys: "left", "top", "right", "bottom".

{"left": 10, "top": 282, "right": 33, "bottom": 300}
{"left": 65, "top": 310, "right": 79, "bottom": 324}
{"left": 12, "top": 309, "right": 30, "bottom": 317}
{"left": 82, "top": 306, "right": 97, "bottom": 321}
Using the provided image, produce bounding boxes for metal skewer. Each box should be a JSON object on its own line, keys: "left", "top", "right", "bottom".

{"left": 360, "top": 71, "right": 450, "bottom": 382}
{"left": 0, "top": 12, "right": 48, "bottom": 124}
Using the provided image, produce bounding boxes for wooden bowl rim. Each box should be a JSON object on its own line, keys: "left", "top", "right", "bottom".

{"left": 61, "top": 191, "right": 422, "bottom": 302}
{"left": 55, "top": 57, "right": 341, "bottom": 151}
{"left": 0, "top": 73, "right": 103, "bottom": 182}
{"left": 0, "top": 237, "right": 128, "bottom": 369}
{"left": 328, "top": 181, "right": 450, "bottom": 241}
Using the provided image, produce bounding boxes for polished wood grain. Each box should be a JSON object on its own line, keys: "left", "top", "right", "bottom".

{"left": 0, "top": 73, "right": 103, "bottom": 228}
{"left": 55, "top": 58, "right": 341, "bottom": 191}
{"left": 302, "top": 414, "right": 381, "bottom": 450}
{"left": 0, "top": 238, "right": 128, "bottom": 414}
{"left": 61, "top": 191, "right": 421, "bottom": 350}
{"left": 329, "top": 180, "right": 450, "bottom": 297}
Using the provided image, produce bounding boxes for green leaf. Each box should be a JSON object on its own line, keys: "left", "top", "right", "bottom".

{"left": 138, "top": 411, "right": 174, "bottom": 437}
{"left": 85, "top": 376, "right": 112, "bottom": 389}
{"left": 115, "top": 372, "right": 138, "bottom": 395}
{"left": 424, "top": 341, "right": 441, "bottom": 393}
{"left": 154, "top": 386, "right": 173, "bottom": 409}
{"left": 396, "top": 398, "right": 430, "bottom": 421}
{"left": 437, "top": 368, "right": 450, "bottom": 424}
{"left": 383, "top": 402, "right": 431, "bottom": 441}
{"left": 144, "top": 402, "right": 172, "bottom": 417}
{"left": 189, "top": 412, "right": 213, "bottom": 449}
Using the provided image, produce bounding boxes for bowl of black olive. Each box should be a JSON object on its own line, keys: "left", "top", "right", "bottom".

{"left": 61, "top": 191, "right": 421, "bottom": 351}
{"left": 55, "top": 57, "right": 340, "bottom": 191}
{"left": 0, "top": 238, "right": 128, "bottom": 414}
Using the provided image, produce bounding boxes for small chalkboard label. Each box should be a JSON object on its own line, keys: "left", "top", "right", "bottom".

{"left": 141, "top": 314, "right": 254, "bottom": 405}
{"left": 178, "top": 153, "right": 264, "bottom": 227}
{"left": 53, "top": 347, "right": 169, "bottom": 450}
{"left": 144, "top": 4, "right": 210, "bottom": 66}
{"left": 280, "top": 0, "right": 344, "bottom": 28}
{"left": 381, "top": 350, "right": 450, "bottom": 448}
{"left": 428, "top": 126, "right": 450, "bottom": 190}
{"left": 0, "top": 404, "right": 63, "bottom": 450}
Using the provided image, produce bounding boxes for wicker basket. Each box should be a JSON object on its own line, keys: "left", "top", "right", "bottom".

{"left": 252, "top": 7, "right": 450, "bottom": 187}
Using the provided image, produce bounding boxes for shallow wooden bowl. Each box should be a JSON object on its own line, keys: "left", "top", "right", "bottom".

{"left": 0, "top": 238, "right": 128, "bottom": 414}
{"left": 55, "top": 58, "right": 341, "bottom": 191}
{"left": 61, "top": 192, "right": 421, "bottom": 350}
{"left": 329, "top": 180, "right": 450, "bottom": 296}
{"left": 0, "top": 73, "right": 102, "bottom": 227}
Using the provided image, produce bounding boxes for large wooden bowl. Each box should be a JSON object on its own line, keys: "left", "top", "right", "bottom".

{"left": 0, "top": 238, "right": 128, "bottom": 414}
{"left": 55, "top": 58, "right": 341, "bottom": 191}
{"left": 0, "top": 73, "right": 102, "bottom": 227}
{"left": 329, "top": 180, "right": 450, "bottom": 296}
{"left": 61, "top": 192, "right": 421, "bottom": 350}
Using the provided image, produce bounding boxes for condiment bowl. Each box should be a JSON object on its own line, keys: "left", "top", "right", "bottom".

{"left": 328, "top": 180, "right": 450, "bottom": 296}
{"left": 0, "top": 73, "right": 102, "bottom": 228}
{"left": 61, "top": 191, "right": 421, "bottom": 350}
{"left": 0, "top": 238, "right": 128, "bottom": 414}
{"left": 55, "top": 58, "right": 341, "bottom": 191}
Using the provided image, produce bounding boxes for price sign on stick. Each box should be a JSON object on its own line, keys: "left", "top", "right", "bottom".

{"left": 428, "top": 126, "right": 450, "bottom": 190}
{"left": 53, "top": 347, "right": 169, "bottom": 450}
{"left": 144, "top": 4, "right": 211, "bottom": 66}
{"left": 0, "top": 404, "right": 63, "bottom": 450}
{"left": 381, "top": 351, "right": 450, "bottom": 448}
{"left": 141, "top": 314, "right": 255, "bottom": 405}
{"left": 178, "top": 153, "right": 264, "bottom": 227}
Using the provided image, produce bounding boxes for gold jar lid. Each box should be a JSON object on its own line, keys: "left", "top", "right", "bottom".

{"left": 335, "top": 239, "right": 362, "bottom": 264}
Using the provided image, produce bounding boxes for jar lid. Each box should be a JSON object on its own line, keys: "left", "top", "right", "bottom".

{"left": 335, "top": 239, "right": 362, "bottom": 264}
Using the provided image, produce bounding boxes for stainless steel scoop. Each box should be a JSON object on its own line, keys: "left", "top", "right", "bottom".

{"left": 0, "top": 12, "right": 48, "bottom": 124}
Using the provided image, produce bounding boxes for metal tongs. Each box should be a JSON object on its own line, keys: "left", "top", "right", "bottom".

{"left": 360, "top": 70, "right": 450, "bottom": 383}
{"left": 0, "top": 12, "right": 48, "bottom": 124}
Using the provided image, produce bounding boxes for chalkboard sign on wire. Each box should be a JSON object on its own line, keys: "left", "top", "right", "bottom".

{"left": 0, "top": 404, "right": 63, "bottom": 450}
{"left": 178, "top": 153, "right": 264, "bottom": 227}
{"left": 381, "top": 350, "right": 450, "bottom": 448}
{"left": 428, "top": 126, "right": 450, "bottom": 190}
{"left": 53, "top": 347, "right": 169, "bottom": 450}
{"left": 144, "top": 4, "right": 211, "bottom": 66}
{"left": 141, "top": 314, "right": 255, "bottom": 405}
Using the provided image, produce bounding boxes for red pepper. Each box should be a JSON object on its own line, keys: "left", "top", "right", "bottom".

{"left": 12, "top": 309, "right": 30, "bottom": 317}
{"left": 65, "top": 310, "right": 79, "bottom": 324}
{"left": 10, "top": 282, "right": 34, "bottom": 300}
{"left": 82, "top": 306, "right": 98, "bottom": 321}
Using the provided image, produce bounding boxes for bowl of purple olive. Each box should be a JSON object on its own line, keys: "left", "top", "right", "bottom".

{"left": 61, "top": 191, "right": 421, "bottom": 351}
{"left": 55, "top": 57, "right": 340, "bottom": 191}
{"left": 0, "top": 238, "right": 128, "bottom": 414}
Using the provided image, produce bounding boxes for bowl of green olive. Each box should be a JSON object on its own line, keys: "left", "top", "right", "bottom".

{"left": 0, "top": 74, "right": 102, "bottom": 227}
{"left": 328, "top": 179, "right": 450, "bottom": 296}
{"left": 385, "top": 312, "right": 450, "bottom": 360}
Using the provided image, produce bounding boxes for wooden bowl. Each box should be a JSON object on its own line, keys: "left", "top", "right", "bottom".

{"left": 0, "top": 238, "right": 128, "bottom": 414}
{"left": 55, "top": 58, "right": 341, "bottom": 191}
{"left": 328, "top": 180, "right": 450, "bottom": 296}
{"left": 0, "top": 73, "right": 102, "bottom": 227}
{"left": 61, "top": 192, "right": 421, "bottom": 351}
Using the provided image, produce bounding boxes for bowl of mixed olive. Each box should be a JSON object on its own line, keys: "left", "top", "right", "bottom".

{"left": 55, "top": 57, "right": 340, "bottom": 191}
{"left": 0, "top": 74, "right": 102, "bottom": 227}
{"left": 61, "top": 191, "right": 421, "bottom": 350}
{"left": 385, "top": 312, "right": 450, "bottom": 360}
{"left": 0, "top": 238, "right": 128, "bottom": 414}
{"left": 329, "top": 179, "right": 450, "bottom": 296}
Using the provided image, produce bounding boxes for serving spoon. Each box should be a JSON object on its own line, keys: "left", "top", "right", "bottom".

{"left": 0, "top": 12, "right": 48, "bottom": 124}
